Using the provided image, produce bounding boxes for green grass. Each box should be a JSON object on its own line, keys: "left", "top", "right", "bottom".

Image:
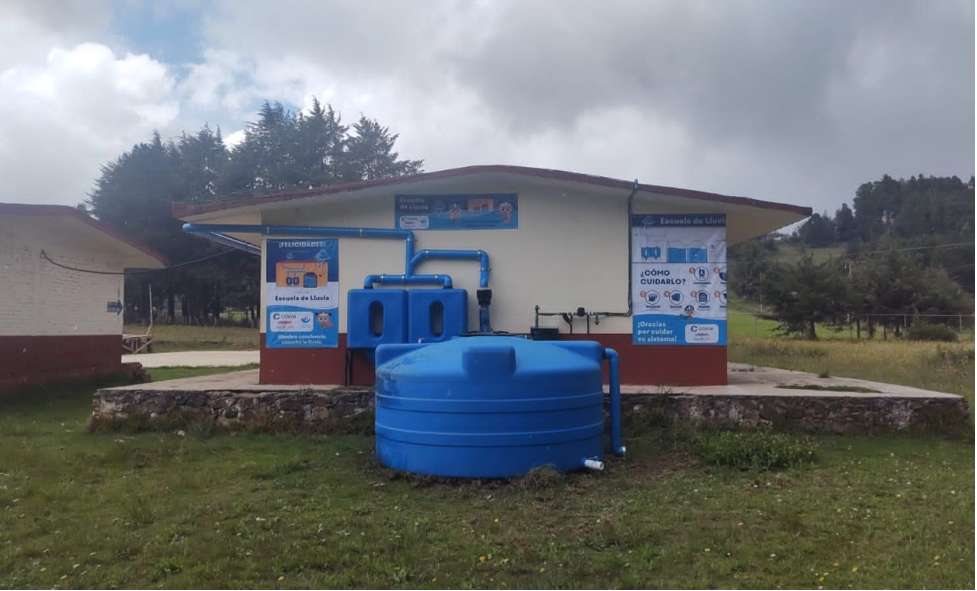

{"left": 146, "top": 364, "right": 260, "bottom": 383}
{"left": 0, "top": 369, "right": 974, "bottom": 588}
{"left": 729, "top": 337, "right": 976, "bottom": 408}
{"left": 125, "top": 324, "right": 259, "bottom": 353}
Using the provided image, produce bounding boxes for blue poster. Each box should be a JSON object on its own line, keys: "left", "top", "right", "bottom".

{"left": 395, "top": 194, "right": 518, "bottom": 230}
{"left": 631, "top": 214, "right": 727, "bottom": 345}
{"left": 265, "top": 239, "right": 339, "bottom": 348}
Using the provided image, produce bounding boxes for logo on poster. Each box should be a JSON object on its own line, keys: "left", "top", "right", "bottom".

{"left": 270, "top": 311, "right": 314, "bottom": 332}
{"left": 686, "top": 324, "right": 719, "bottom": 343}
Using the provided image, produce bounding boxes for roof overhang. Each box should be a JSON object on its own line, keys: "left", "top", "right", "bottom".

{"left": 173, "top": 165, "right": 812, "bottom": 246}
{"left": 0, "top": 203, "right": 168, "bottom": 268}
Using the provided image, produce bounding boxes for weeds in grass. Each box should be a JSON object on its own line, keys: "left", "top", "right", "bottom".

{"left": 691, "top": 429, "right": 818, "bottom": 470}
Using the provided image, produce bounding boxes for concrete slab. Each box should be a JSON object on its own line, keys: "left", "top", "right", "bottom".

{"left": 619, "top": 363, "right": 962, "bottom": 399}
{"left": 122, "top": 350, "right": 259, "bottom": 368}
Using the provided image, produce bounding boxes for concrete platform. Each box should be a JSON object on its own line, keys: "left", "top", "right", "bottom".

{"left": 92, "top": 363, "right": 970, "bottom": 435}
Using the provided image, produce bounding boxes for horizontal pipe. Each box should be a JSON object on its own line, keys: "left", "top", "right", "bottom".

{"left": 182, "top": 223, "right": 414, "bottom": 240}
{"left": 583, "top": 458, "right": 605, "bottom": 471}
{"left": 363, "top": 274, "right": 453, "bottom": 289}
{"left": 408, "top": 249, "right": 490, "bottom": 288}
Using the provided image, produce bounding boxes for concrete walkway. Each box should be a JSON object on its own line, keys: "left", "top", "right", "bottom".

{"left": 122, "top": 350, "right": 259, "bottom": 368}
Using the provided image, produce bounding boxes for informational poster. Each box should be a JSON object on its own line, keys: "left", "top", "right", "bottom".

{"left": 631, "top": 214, "right": 727, "bottom": 346}
{"left": 395, "top": 194, "right": 518, "bottom": 230}
{"left": 265, "top": 239, "right": 339, "bottom": 348}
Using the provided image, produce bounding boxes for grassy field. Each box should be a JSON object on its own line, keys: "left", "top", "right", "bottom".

{"left": 729, "top": 337, "right": 976, "bottom": 408}
{"left": 125, "top": 324, "right": 259, "bottom": 353}
{"left": 0, "top": 368, "right": 974, "bottom": 589}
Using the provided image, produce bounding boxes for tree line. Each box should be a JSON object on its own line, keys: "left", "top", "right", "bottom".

{"left": 82, "top": 99, "right": 422, "bottom": 325}
{"left": 730, "top": 174, "right": 974, "bottom": 339}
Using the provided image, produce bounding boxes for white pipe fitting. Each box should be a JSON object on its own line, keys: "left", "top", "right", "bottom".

{"left": 583, "top": 458, "right": 605, "bottom": 471}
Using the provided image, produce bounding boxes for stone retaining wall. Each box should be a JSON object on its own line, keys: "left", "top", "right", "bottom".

{"left": 91, "top": 386, "right": 971, "bottom": 435}
{"left": 624, "top": 393, "right": 971, "bottom": 434}
{"left": 92, "top": 388, "right": 374, "bottom": 430}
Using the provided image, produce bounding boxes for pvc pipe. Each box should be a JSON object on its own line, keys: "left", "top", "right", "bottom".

{"left": 583, "top": 458, "right": 605, "bottom": 471}
{"left": 408, "top": 249, "right": 490, "bottom": 288}
{"left": 604, "top": 348, "right": 626, "bottom": 457}
{"left": 363, "top": 274, "right": 453, "bottom": 289}
{"left": 182, "top": 223, "right": 414, "bottom": 240}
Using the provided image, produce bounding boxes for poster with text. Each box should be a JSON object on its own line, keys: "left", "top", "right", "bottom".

{"left": 631, "top": 214, "right": 727, "bottom": 346}
{"left": 395, "top": 194, "right": 518, "bottom": 230}
{"left": 265, "top": 239, "right": 339, "bottom": 348}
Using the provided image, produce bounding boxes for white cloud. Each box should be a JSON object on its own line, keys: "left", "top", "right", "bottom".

{"left": 0, "top": 0, "right": 972, "bottom": 211}
{"left": 0, "top": 42, "right": 178, "bottom": 205}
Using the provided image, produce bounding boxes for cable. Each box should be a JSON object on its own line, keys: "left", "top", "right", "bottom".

{"left": 40, "top": 249, "right": 237, "bottom": 275}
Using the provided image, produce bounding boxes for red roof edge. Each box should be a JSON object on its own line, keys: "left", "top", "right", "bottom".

{"left": 171, "top": 165, "right": 813, "bottom": 220}
{"left": 0, "top": 203, "right": 168, "bottom": 267}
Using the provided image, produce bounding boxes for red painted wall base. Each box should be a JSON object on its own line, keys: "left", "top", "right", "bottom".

{"left": 259, "top": 333, "right": 726, "bottom": 386}
{"left": 0, "top": 334, "right": 123, "bottom": 392}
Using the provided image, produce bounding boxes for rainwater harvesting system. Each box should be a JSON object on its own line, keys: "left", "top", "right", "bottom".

{"left": 183, "top": 222, "right": 625, "bottom": 477}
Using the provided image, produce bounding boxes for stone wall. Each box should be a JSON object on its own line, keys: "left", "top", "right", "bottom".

{"left": 625, "top": 392, "right": 971, "bottom": 434}
{"left": 92, "top": 387, "right": 374, "bottom": 430}
{"left": 91, "top": 386, "right": 971, "bottom": 435}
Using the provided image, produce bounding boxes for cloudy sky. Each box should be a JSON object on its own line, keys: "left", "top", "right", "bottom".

{"left": 1, "top": 0, "right": 973, "bottom": 212}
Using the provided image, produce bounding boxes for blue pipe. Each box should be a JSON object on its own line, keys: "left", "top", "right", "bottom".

{"left": 364, "top": 274, "right": 453, "bottom": 288}
{"left": 183, "top": 223, "right": 414, "bottom": 240}
{"left": 408, "top": 249, "right": 490, "bottom": 288}
{"left": 604, "top": 348, "right": 626, "bottom": 457}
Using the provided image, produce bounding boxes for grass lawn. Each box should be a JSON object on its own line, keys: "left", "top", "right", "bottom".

{"left": 729, "top": 337, "right": 976, "bottom": 408}
{"left": 1, "top": 368, "right": 974, "bottom": 589}
{"left": 125, "top": 324, "right": 259, "bottom": 353}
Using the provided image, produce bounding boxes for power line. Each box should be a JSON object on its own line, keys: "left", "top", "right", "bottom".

{"left": 40, "top": 249, "right": 237, "bottom": 276}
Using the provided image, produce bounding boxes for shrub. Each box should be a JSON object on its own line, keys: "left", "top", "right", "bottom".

{"left": 692, "top": 429, "right": 818, "bottom": 470}
{"left": 906, "top": 323, "right": 958, "bottom": 342}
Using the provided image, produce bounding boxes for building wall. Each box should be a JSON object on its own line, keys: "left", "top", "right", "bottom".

{"left": 257, "top": 184, "right": 726, "bottom": 386}
{"left": 0, "top": 218, "right": 125, "bottom": 391}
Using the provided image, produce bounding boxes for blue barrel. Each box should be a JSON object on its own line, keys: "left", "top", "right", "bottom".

{"left": 374, "top": 336, "right": 607, "bottom": 478}
{"left": 347, "top": 289, "right": 408, "bottom": 350}
{"left": 407, "top": 288, "right": 468, "bottom": 343}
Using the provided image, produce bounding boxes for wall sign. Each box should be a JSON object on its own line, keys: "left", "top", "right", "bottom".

{"left": 395, "top": 194, "right": 518, "bottom": 230}
{"left": 265, "top": 239, "right": 339, "bottom": 348}
{"left": 631, "top": 214, "right": 727, "bottom": 346}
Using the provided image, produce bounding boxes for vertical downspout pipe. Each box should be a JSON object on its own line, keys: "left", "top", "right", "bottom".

{"left": 604, "top": 348, "right": 626, "bottom": 457}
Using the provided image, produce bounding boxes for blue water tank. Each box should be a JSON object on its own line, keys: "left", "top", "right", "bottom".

{"left": 347, "top": 289, "right": 408, "bottom": 350}
{"left": 374, "top": 336, "right": 606, "bottom": 478}
{"left": 408, "top": 289, "right": 467, "bottom": 343}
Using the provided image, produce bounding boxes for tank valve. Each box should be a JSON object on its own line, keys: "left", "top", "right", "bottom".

{"left": 582, "top": 458, "right": 605, "bottom": 471}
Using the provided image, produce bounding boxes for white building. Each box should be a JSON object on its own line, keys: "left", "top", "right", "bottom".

{"left": 175, "top": 165, "right": 809, "bottom": 386}
{"left": 0, "top": 204, "right": 166, "bottom": 391}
